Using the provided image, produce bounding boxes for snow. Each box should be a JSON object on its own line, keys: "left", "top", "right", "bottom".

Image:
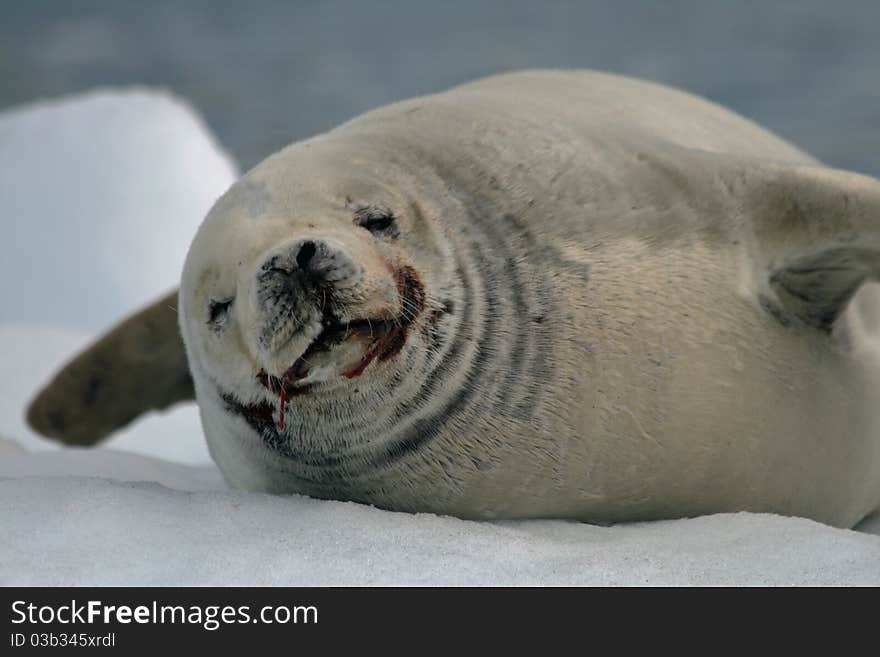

{"left": 0, "top": 444, "right": 223, "bottom": 493}
{"left": 1, "top": 89, "right": 879, "bottom": 586}
{"left": 0, "top": 89, "right": 238, "bottom": 464}
{"left": 1, "top": 447, "right": 879, "bottom": 586}
{"left": 0, "top": 88, "right": 239, "bottom": 332}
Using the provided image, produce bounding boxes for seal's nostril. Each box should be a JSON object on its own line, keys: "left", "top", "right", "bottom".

{"left": 296, "top": 241, "right": 317, "bottom": 271}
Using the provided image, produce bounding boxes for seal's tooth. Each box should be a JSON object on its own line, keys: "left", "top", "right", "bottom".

{"left": 256, "top": 324, "right": 319, "bottom": 375}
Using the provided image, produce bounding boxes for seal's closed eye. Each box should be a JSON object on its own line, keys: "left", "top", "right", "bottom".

{"left": 353, "top": 205, "right": 398, "bottom": 237}
{"left": 208, "top": 297, "right": 233, "bottom": 326}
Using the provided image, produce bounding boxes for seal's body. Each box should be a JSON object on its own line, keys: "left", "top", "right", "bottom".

{"left": 29, "top": 71, "right": 880, "bottom": 527}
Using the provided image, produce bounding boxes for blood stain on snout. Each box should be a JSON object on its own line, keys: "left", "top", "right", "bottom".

{"left": 251, "top": 262, "right": 427, "bottom": 431}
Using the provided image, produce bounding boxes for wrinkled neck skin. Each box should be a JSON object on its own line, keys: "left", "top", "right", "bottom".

{"left": 182, "top": 131, "right": 560, "bottom": 515}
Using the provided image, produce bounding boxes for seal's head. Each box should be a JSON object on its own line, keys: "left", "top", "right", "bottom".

{"left": 179, "top": 144, "right": 455, "bottom": 439}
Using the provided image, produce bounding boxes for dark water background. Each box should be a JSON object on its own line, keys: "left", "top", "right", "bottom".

{"left": 2, "top": 0, "right": 878, "bottom": 175}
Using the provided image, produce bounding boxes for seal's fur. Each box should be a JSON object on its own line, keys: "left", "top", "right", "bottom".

{"left": 29, "top": 70, "right": 880, "bottom": 527}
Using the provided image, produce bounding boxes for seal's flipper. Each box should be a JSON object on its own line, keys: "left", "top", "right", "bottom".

{"left": 26, "top": 290, "right": 195, "bottom": 446}
{"left": 740, "top": 163, "right": 880, "bottom": 333}
{"left": 769, "top": 247, "right": 879, "bottom": 331}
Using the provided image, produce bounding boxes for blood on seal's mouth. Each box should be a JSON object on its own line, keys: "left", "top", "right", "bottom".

{"left": 255, "top": 319, "right": 401, "bottom": 431}
{"left": 259, "top": 318, "right": 400, "bottom": 388}
{"left": 254, "top": 263, "right": 426, "bottom": 431}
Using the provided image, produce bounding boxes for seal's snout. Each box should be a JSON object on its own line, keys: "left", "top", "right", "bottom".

{"left": 246, "top": 232, "right": 423, "bottom": 396}
{"left": 254, "top": 237, "right": 364, "bottom": 356}
{"left": 258, "top": 237, "right": 362, "bottom": 289}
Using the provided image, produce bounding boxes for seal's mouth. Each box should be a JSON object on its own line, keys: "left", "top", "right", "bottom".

{"left": 257, "top": 318, "right": 402, "bottom": 394}
{"left": 256, "top": 318, "right": 402, "bottom": 432}
{"left": 253, "top": 264, "right": 426, "bottom": 430}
